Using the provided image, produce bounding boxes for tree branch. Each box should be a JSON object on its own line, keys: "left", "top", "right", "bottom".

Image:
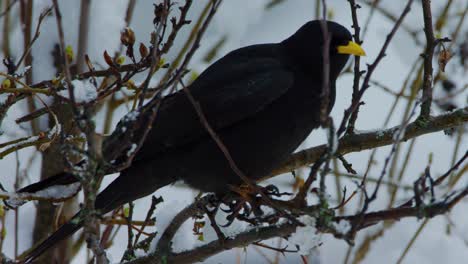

{"left": 128, "top": 222, "right": 297, "bottom": 264}
{"left": 127, "top": 184, "right": 468, "bottom": 264}
{"left": 270, "top": 107, "right": 467, "bottom": 177}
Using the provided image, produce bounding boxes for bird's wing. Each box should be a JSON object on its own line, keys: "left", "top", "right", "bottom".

{"left": 136, "top": 53, "right": 294, "bottom": 161}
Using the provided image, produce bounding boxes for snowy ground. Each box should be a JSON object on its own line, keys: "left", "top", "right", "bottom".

{"left": 0, "top": 0, "right": 467, "bottom": 263}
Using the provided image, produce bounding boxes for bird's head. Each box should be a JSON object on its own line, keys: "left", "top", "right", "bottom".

{"left": 282, "top": 20, "right": 365, "bottom": 80}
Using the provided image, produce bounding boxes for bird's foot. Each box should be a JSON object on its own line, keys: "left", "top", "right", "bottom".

{"left": 219, "top": 195, "right": 253, "bottom": 227}
{"left": 218, "top": 184, "right": 291, "bottom": 227}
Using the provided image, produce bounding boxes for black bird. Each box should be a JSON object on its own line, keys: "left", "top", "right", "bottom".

{"left": 20, "top": 20, "right": 364, "bottom": 263}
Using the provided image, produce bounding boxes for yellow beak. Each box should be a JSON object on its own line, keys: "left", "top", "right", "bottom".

{"left": 337, "top": 41, "right": 366, "bottom": 56}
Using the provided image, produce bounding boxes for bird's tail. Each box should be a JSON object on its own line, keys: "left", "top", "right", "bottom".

{"left": 17, "top": 160, "right": 87, "bottom": 194}
{"left": 18, "top": 171, "right": 78, "bottom": 193}
{"left": 19, "top": 193, "right": 123, "bottom": 264}
{"left": 21, "top": 216, "right": 81, "bottom": 264}
{"left": 18, "top": 187, "right": 126, "bottom": 264}
{"left": 19, "top": 164, "right": 171, "bottom": 263}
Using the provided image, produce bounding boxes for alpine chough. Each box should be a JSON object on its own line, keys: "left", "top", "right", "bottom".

{"left": 20, "top": 20, "right": 365, "bottom": 263}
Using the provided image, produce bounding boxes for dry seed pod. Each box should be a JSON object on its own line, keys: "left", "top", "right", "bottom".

{"left": 438, "top": 49, "right": 452, "bottom": 72}
{"left": 103, "top": 50, "right": 115, "bottom": 67}
{"left": 120, "top": 28, "right": 135, "bottom": 46}
{"left": 139, "top": 43, "right": 149, "bottom": 58}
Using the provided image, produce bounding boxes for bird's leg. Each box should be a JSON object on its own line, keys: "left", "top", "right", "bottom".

{"left": 230, "top": 184, "right": 257, "bottom": 201}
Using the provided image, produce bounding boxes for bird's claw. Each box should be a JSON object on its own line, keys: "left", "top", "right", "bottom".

{"left": 263, "top": 184, "right": 293, "bottom": 197}
{"left": 218, "top": 184, "right": 288, "bottom": 227}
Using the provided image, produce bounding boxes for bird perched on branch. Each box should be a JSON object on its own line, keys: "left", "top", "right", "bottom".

{"left": 19, "top": 20, "right": 364, "bottom": 263}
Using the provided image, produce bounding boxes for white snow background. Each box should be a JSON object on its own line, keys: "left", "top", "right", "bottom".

{"left": 0, "top": 0, "right": 467, "bottom": 263}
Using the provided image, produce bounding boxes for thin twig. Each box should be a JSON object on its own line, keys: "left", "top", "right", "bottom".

{"left": 76, "top": 0, "right": 91, "bottom": 72}
{"left": 337, "top": 0, "right": 414, "bottom": 136}
{"left": 319, "top": 0, "right": 330, "bottom": 124}
{"left": 15, "top": 7, "right": 53, "bottom": 69}
{"left": 137, "top": 0, "right": 170, "bottom": 108}
{"left": 419, "top": 0, "right": 436, "bottom": 118}
{"left": 0, "top": 0, "right": 19, "bottom": 18}
{"left": 346, "top": 0, "right": 364, "bottom": 134}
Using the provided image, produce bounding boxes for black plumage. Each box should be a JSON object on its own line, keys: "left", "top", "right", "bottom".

{"left": 20, "top": 20, "right": 364, "bottom": 263}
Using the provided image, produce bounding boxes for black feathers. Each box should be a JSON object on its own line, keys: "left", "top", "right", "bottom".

{"left": 21, "top": 20, "right": 364, "bottom": 263}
